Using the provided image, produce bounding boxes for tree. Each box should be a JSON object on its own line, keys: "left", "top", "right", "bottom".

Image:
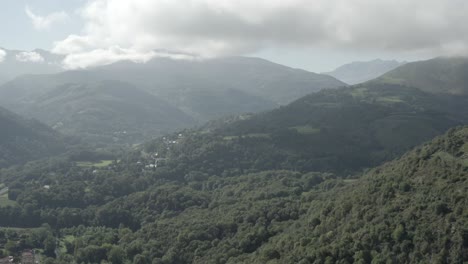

{"left": 44, "top": 235, "right": 56, "bottom": 257}
{"left": 108, "top": 246, "right": 126, "bottom": 264}
{"left": 133, "top": 254, "right": 149, "bottom": 264}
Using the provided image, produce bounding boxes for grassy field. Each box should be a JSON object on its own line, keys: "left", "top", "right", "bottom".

{"left": 350, "top": 87, "right": 369, "bottom": 97}
{"left": 377, "top": 96, "right": 405, "bottom": 103}
{"left": 223, "top": 133, "right": 270, "bottom": 140}
{"left": 0, "top": 192, "right": 16, "bottom": 207}
{"left": 76, "top": 160, "right": 113, "bottom": 168}
{"left": 290, "top": 125, "right": 321, "bottom": 135}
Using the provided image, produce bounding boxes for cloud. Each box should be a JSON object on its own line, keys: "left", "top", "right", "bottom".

{"left": 60, "top": 46, "right": 194, "bottom": 69}
{"left": 53, "top": 0, "right": 468, "bottom": 68}
{"left": 16, "top": 51, "right": 45, "bottom": 63}
{"left": 0, "top": 49, "right": 6, "bottom": 63}
{"left": 25, "top": 6, "right": 69, "bottom": 31}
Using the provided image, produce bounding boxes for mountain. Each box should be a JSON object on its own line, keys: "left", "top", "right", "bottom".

{"left": 1, "top": 80, "right": 196, "bottom": 143}
{"left": 0, "top": 106, "right": 65, "bottom": 167}
{"left": 142, "top": 82, "right": 468, "bottom": 177}
{"left": 325, "top": 59, "right": 406, "bottom": 84}
{"left": 0, "top": 48, "right": 64, "bottom": 85}
{"left": 0, "top": 56, "right": 344, "bottom": 142}
{"left": 247, "top": 126, "right": 468, "bottom": 263}
{"left": 377, "top": 56, "right": 468, "bottom": 94}
{"left": 92, "top": 56, "right": 347, "bottom": 105}
{"left": 162, "top": 56, "right": 467, "bottom": 176}
{"left": 0, "top": 110, "right": 466, "bottom": 263}
{"left": 0, "top": 56, "right": 346, "bottom": 106}
{"left": 3, "top": 56, "right": 468, "bottom": 263}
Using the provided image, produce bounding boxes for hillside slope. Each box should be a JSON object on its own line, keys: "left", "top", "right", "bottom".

{"left": 378, "top": 56, "right": 468, "bottom": 94}
{"left": 4, "top": 80, "right": 197, "bottom": 143}
{"left": 0, "top": 106, "right": 64, "bottom": 167}
{"left": 244, "top": 126, "right": 468, "bottom": 263}
{"left": 145, "top": 83, "right": 468, "bottom": 177}
{"left": 1, "top": 119, "right": 466, "bottom": 263}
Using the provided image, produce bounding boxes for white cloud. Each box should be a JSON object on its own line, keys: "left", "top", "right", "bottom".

{"left": 53, "top": 0, "right": 468, "bottom": 68}
{"left": 25, "top": 6, "right": 69, "bottom": 31}
{"left": 60, "top": 46, "right": 194, "bottom": 69}
{"left": 0, "top": 49, "right": 6, "bottom": 63}
{"left": 16, "top": 51, "right": 45, "bottom": 63}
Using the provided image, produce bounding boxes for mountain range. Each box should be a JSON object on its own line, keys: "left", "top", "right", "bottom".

{"left": 0, "top": 56, "right": 345, "bottom": 143}
{"left": 150, "top": 57, "right": 468, "bottom": 176}
{"left": 1, "top": 55, "right": 468, "bottom": 263}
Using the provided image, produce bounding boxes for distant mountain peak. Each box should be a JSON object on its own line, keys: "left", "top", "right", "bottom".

{"left": 377, "top": 56, "right": 468, "bottom": 95}
{"left": 324, "top": 59, "right": 406, "bottom": 85}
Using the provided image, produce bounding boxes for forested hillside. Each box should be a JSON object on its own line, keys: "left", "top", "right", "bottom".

{"left": 0, "top": 106, "right": 65, "bottom": 167}
{"left": 238, "top": 126, "right": 468, "bottom": 263}
{"left": 0, "top": 122, "right": 466, "bottom": 263}
{"left": 143, "top": 83, "right": 468, "bottom": 177}
{"left": 378, "top": 56, "right": 468, "bottom": 95}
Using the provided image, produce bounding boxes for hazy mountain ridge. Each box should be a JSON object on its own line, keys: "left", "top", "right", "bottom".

{"left": 0, "top": 56, "right": 344, "bottom": 142}
{"left": 377, "top": 56, "right": 468, "bottom": 95}
{"left": 325, "top": 59, "right": 406, "bottom": 84}
{"left": 0, "top": 106, "right": 65, "bottom": 167}
{"left": 12, "top": 80, "right": 196, "bottom": 143}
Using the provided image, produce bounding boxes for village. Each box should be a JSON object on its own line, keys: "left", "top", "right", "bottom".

{"left": 137, "top": 133, "right": 183, "bottom": 170}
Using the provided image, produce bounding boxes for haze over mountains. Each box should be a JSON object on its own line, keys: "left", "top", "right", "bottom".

{"left": 0, "top": 106, "right": 64, "bottom": 167}
{"left": 0, "top": 48, "right": 64, "bottom": 85}
{"left": 0, "top": 56, "right": 345, "bottom": 143}
{"left": 325, "top": 59, "right": 406, "bottom": 84}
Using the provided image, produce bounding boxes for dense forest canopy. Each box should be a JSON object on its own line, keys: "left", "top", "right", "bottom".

{"left": 0, "top": 124, "right": 467, "bottom": 263}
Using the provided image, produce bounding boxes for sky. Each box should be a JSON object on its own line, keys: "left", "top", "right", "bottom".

{"left": 1, "top": 0, "right": 468, "bottom": 72}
